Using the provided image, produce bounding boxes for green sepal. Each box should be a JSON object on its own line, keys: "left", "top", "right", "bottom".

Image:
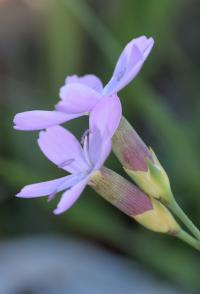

{"left": 125, "top": 147, "right": 174, "bottom": 204}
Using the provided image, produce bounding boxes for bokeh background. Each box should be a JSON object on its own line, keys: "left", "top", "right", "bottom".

{"left": 0, "top": 0, "right": 200, "bottom": 293}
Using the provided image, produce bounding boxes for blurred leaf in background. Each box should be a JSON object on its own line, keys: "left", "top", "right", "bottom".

{"left": 1, "top": 0, "right": 200, "bottom": 292}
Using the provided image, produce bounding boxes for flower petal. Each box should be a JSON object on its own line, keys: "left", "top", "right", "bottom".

{"left": 135, "top": 36, "right": 154, "bottom": 59}
{"left": 38, "top": 126, "right": 89, "bottom": 173}
{"left": 53, "top": 177, "right": 89, "bottom": 214}
{"left": 89, "top": 128, "right": 112, "bottom": 170}
{"left": 13, "top": 110, "right": 82, "bottom": 131}
{"left": 103, "top": 36, "right": 154, "bottom": 96}
{"left": 89, "top": 95, "right": 122, "bottom": 138}
{"left": 16, "top": 176, "right": 71, "bottom": 198}
{"left": 88, "top": 96, "right": 121, "bottom": 169}
{"left": 65, "top": 74, "right": 103, "bottom": 93}
{"left": 56, "top": 173, "right": 86, "bottom": 191}
{"left": 58, "top": 83, "right": 101, "bottom": 114}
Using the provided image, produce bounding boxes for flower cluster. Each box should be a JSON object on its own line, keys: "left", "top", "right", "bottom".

{"left": 16, "top": 96, "right": 121, "bottom": 214}
{"left": 14, "top": 35, "right": 154, "bottom": 215}
{"left": 14, "top": 35, "right": 200, "bottom": 249}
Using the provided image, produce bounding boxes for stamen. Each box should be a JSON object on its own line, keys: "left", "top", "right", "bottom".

{"left": 82, "top": 129, "right": 93, "bottom": 168}
{"left": 81, "top": 129, "right": 91, "bottom": 145}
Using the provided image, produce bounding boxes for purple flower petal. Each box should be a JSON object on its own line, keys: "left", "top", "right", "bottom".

{"left": 89, "top": 95, "right": 122, "bottom": 138}
{"left": 88, "top": 95, "right": 121, "bottom": 169}
{"left": 38, "top": 126, "right": 89, "bottom": 174}
{"left": 88, "top": 128, "right": 111, "bottom": 169}
{"left": 134, "top": 36, "right": 154, "bottom": 59}
{"left": 56, "top": 172, "right": 86, "bottom": 191}
{"left": 16, "top": 175, "right": 71, "bottom": 198}
{"left": 65, "top": 74, "right": 103, "bottom": 93}
{"left": 103, "top": 36, "right": 154, "bottom": 96}
{"left": 53, "top": 177, "right": 89, "bottom": 214}
{"left": 58, "top": 83, "right": 101, "bottom": 113}
{"left": 13, "top": 110, "right": 82, "bottom": 131}
{"left": 96, "top": 135, "right": 112, "bottom": 169}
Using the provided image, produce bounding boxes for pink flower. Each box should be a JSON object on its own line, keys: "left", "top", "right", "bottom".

{"left": 103, "top": 35, "right": 154, "bottom": 96}
{"left": 16, "top": 96, "right": 122, "bottom": 214}
{"left": 13, "top": 36, "right": 153, "bottom": 131}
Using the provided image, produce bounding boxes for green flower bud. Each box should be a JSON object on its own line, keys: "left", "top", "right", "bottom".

{"left": 113, "top": 116, "right": 173, "bottom": 204}
{"left": 135, "top": 196, "right": 179, "bottom": 234}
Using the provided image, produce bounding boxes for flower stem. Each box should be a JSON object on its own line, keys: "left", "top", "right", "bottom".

{"left": 169, "top": 199, "right": 200, "bottom": 241}
{"left": 176, "top": 229, "right": 200, "bottom": 251}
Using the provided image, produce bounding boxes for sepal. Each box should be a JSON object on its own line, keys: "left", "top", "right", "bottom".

{"left": 125, "top": 148, "right": 173, "bottom": 204}
{"left": 135, "top": 197, "right": 180, "bottom": 234}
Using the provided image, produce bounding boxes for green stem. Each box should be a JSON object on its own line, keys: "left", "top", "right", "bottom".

{"left": 176, "top": 230, "right": 200, "bottom": 251}
{"left": 169, "top": 199, "right": 200, "bottom": 241}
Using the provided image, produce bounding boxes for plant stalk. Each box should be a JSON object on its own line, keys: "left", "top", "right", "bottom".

{"left": 176, "top": 229, "right": 200, "bottom": 251}
{"left": 169, "top": 199, "right": 200, "bottom": 241}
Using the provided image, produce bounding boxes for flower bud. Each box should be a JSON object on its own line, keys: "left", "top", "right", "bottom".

{"left": 90, "top": 167, "right": 179, "bottom": 234}
{"left": 112, "top": 116, "right": 173, "bottom": 204}
{"left": 112, "top": 116, "right": 152, "bottom": 171}
{"left": 135, "top": 196, "right": 179, "bottom": 234}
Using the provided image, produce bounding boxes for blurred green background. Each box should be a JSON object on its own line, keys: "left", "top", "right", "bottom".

{"left": 0, "top": 0, "right": 200, "bottom": 292}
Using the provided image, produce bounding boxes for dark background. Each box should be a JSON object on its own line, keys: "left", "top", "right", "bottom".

{"left": 0, "top": 0, "right": 200, "bottom": 293}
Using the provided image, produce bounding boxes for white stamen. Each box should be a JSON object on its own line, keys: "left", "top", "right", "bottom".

{"left": 82, "top": 130, "right": 93, "bottom": 168}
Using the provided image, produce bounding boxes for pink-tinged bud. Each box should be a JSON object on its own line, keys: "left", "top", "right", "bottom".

{"left": 113, "top": 116, "right": 173, "bottom": 204}
{"left": 90, "top": 167, "right": 153, "bottom": 217}
{"left": 112, "top": 116, "right": 153, "bottom": 171}
{"left": 90, "top": 167, "right": 179, "bottom": 234}
{"left": 135, "top": 198, "right": 179, "bottom": 234}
